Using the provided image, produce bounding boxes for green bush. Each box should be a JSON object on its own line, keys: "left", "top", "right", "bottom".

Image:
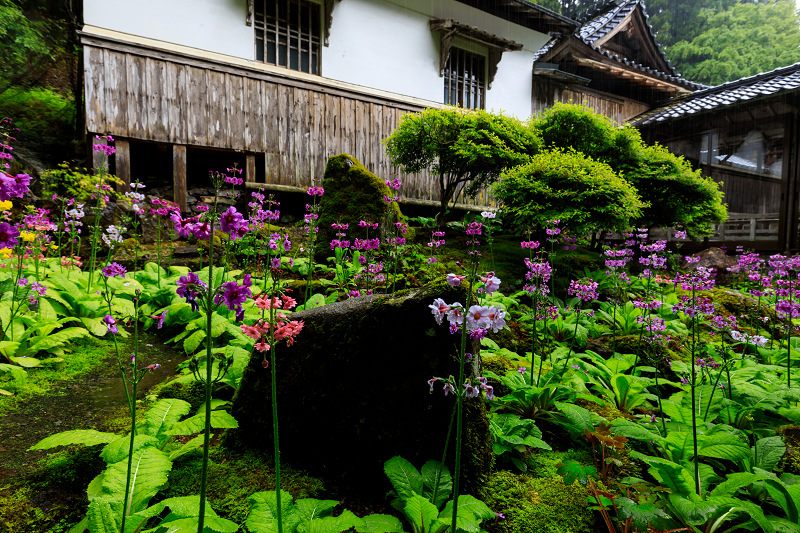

{"left": 533, "top": 103, "right": 726, "bottom": 238}
{"left": 0, "top": 86, "right": 74, "bottom": 166}
{"left": 493, "top": 149, "right": 643, "bottom": 235}
{"left": 384, "top": 108, "right": 540, "bottom": 223}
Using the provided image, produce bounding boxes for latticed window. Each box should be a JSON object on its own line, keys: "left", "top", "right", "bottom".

{"left": 255, "top": 0, "right": 321, "bottom": 75}
{"left": 443, "top": 47, "right": 485, "bottom": 110}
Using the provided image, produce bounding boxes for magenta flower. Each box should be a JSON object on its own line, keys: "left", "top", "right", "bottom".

{"left": 102, "top": 262, "right": 127, "bottom": 278}
{"left": 568, "top": 278, "right": 598, "bottom": 303}
{"left": 447, "top": 273, "right": 465, "bottom": 287}
{"left": 104, "top": 314, "right": 119, "bottom": 335}
{"left": 220, "top": 206, "right": 248, "bottom": 240}
{"left": 150, "top": 309, "right": 168, "bottom": 329}
{"left": 176, "top": 272, "right": 207, "bottom": 312}
{"left": 0, "top": 222, "right": 19, "bottom": 248}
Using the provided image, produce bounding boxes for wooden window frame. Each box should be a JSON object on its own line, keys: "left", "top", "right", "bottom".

{"left": 254, "top": 0, "right": 322, "bottom": 75}
{"left": 443, "top": 46, "right": 486, "bottom": 110}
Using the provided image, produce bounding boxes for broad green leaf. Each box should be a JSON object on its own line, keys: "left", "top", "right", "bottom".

{"left": 126, "top": 495, "right": 238, "bottom": 533}
{"left": 710, "top": 472, "right": 762, "bottom": 498}
{"left": 753, "top": 436, "right": 787, "bottom": 472}
{"left": 0, "top": 362, "right": 26, "bottom": 384}
{"left": 245, "top": 490, "right": 301, "bottom": 533}
{"left": 80, "top": 316, "right": 111, "bottom": 336}
{"left": 614, "top": 497, "right": 668, "bottom": 531}
{"left": 195, "top": 399, "right": 231, "bottom": 416}
{"left": 168, "top": 411, "right": 239, "bottom": 435}
{"left": 356, "top": 514, "right": 405, "bottom": 533}
{"left": 86, "top": 496, "right": 121, "bottom": 533}
{"left": 421, "top": 460, "right": 452, "bottom": 509}
{"left": 384, "top": 456, "right": 423, "bottom": 498}
{"left": 29, "top": 429, "right": 119, "bottom": 450}
{"left": 300, "top": 510, "right": 363, "bottom": 533}
{"left": 168, "top": 435, "right": 205, "bottom": 462}
{"left": 712, "top": 496, "right": 776, "bottom": 533}
{"left": 294, "top": 498, "right": 339, "bottom": 524}
{"left": 698, "top": 432, "right": 750, "bottom": 462}
{"left": 556, "top": 459, "right": 595, "bottom": 486}
{"left": 666, "top": 493, "right": 717, "bottom": 526}
{"left": 630, "top": 453, "right": 693, "bottom": 497}
{"left": 100, "top": 435, "right": 160, "bottom": 464}
{"left": 554, "top": 401, "right": 603, "bottom": 438}
{"left": 26, "top": 327, "right": 91, "bottom": 354}
{"left": 101, "top": 445, "right": 172, "bottom": 514}
{"left": 143, "top": 398, "right": 192, "bottom": 445}
{"left": 8, "top": 355, "right": 41, "bottom": 367}
{"left": 183, "top": 329, "right": 207, "bottom": 355}
{"left": 611, "top": 419, "right": 666, "bottom": 444}
{"left": 403, "top": 494, "right": 439, "bottom": 533}
{"left": 439, "top": 495, "right": 495, "bottom": 521}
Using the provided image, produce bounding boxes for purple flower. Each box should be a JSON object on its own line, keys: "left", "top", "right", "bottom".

{"left": 220, "top": 206, "right": 248, "bottom": 240}
{"left": 104, "top": 314, "right": 119, "bottom": 335}
{"left": 102, "top": 262, "right": 127, "bottom": 278}
{"left": 215, "top": 274, "right": 253, "bottom": 321}
{"left": 151, "top": 309, "right": 168, "bottom": 329}
{"left": 568, "top": 278, "right": 598, "bottom": 303}
{"left": 176, "top": 272, "right": 207, "bottom": 312}
{"left": 0, "top": 222, "right": 19, "bottom": 248}
{"left": 447, "top": 273, "right": 465, "bottom": 287}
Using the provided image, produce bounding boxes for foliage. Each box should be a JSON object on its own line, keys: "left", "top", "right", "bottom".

{"left": 480, "top": 471, "right": 596, "bottom": 533}
{"left": 383, "top": 456, "right": 494, "bottom": 533}
{"left": 651, "top": 0, "right": 800, "bottom": 85}
{"left": 0, "top": 86, "right": 74, "bottom": 164}
{"left": 41, "top": 163, "right": 123, "bottom": 204}
{"left": 384, "top": 107, "right": 540, "bottom": 223}
{"left": 493, "top": 149, "right": 643, "bottom": 235}
{"left": 532, "top": 103, "right": 726, "bottom": 238}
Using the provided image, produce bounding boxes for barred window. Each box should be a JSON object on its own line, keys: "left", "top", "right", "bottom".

{"left": 255, "top": 0, "right": 321, "bottom": 75}
{"left": 443, "top": 47, "right": 485, "bottom": 109}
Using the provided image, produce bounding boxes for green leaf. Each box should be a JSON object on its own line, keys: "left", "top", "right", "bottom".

{"left": 169, "top": 435, "right": 205, "bottom": 462}
{"left": 0, "top": 362, "right": 26, "bottom": 384}
{"left": 86, "top": 496, "right": 121, "bottom": 533}
{"left": 8, "top": 355, "right": 41, "bottom": 367}
{"left": 80, "top": 316, "right": 111, "bottom": 336}
{"left": 100, "top": 445, "right": 172, "bottom": 514}
{"left": 421, "top": 461, "right": 452, "bottom": 509}
{"left": 126, "top": 495, "right": 238, "bottom": 533}
{"left": 439, "top": 495, "right": 494, "bottom": 521}
{"left": 245, "top": 490, "right": 301, "bottom": 533}
{"left": 25, "top": 327, "right": 91, "bottom": 355}
{"left": 29, "top": 429, "right": 119, "bottom": 450}
{"left": 300, "top": 510, "right": 363, "bottom": 533}
{"left": 611, "top": 419, "right": 666, "bottom": 444}
{"left": 356, "top": 514, "right": 405, "bottom": 533}
{"left": 553, "top": 401, "right": 603, "bottom": 438}
{"left": 556, "top": 459, "right": 595, "bottom": 486}
{"left": 143, "top": 398, "right": 192, "bottom": 445}
{"left": 666, "top": 493, "right": 717, "bottom": 526}
{"left": 384, "top": 456, "right": 423, "bottom": 498}
{"left": 168, "top": 411, "right": 239, "bottom": 435}
{"left": 403, "top": 494, "right": 439, "bottom": 533}
{"left": 753, "top": 436, "right": 786, "bottom": 472}
{"left": 183, "top": 330, "right": 207, "bottom": 355}
{"left": 294, "top": 498, "right": 339, "bottom": 524}
{"left": 614, "top": 498, "right": 668, "bottom": 531}
{"left": 100, "top": 435, "right": 160, "bottom": 464}
{"left": 630, "top": 453, "right": 693, "bottom": 497}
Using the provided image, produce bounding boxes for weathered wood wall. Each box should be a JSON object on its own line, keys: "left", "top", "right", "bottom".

{"left": 532, "top": 78, "right": 649, "bottom": 123}
{"left": 82, "top": 35, "right": 496, "bottom": 205}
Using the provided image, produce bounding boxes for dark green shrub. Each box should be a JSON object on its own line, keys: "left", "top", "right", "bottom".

{"left": 493, "top": 149, "right": 643, "bottom": 235}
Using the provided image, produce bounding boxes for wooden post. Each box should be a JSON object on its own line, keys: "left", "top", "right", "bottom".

{"left": 173, "top": 144, "right": 187, "bottom": 213}
{"left": 750, "top": 218, "right": 757, "bottom": 241}
{"left": 246, "top": 154, "right": 256, "bottom": 184}
{"left": 115, "top": 139, "right": 131, "bottom": 193}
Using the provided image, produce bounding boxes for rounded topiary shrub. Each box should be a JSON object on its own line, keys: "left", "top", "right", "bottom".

{"left": 493, "top": 149, "right": 643, "bottom": 235}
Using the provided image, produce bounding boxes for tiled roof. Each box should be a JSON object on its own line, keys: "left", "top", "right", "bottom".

{"left": 532, "top": 0, "right": 703, "bottom": 91}
{"left": 631, "top": 62, "right": 800, "bottom": 126}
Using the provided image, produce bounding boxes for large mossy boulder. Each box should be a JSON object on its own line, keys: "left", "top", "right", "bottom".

{"left": 315, "top": 154, "right": 404, "bottom": 259}
{"left": 228, "top": 279, "right": 493, "bottom": 495}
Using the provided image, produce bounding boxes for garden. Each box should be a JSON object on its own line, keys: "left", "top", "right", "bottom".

{"left": 0, "top": 104, "right": 798, "bottom": 533}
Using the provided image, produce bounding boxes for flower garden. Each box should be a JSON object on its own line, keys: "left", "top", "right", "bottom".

{"left": 1, "top": 112, "right": 799, "bottom": 533}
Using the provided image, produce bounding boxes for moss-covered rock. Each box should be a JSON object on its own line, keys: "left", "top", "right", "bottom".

{"left": 315, "top": 154, "right": 404, "bottom": 259}
{"left": 156, "top": 379, "right": 206, "bottom": 411}
{"left": 777, "top": 425, "right": 800, "bottom": 475}
{"left": 228, "top": 277, "right": 492, "bottom": 494}
{"left": 480, "top": 471, "right": 596, "bottom": 533}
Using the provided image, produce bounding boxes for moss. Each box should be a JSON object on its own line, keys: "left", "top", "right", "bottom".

{"left": 481, "top": 471, "right": 596, "bottom": 533}
{"left": 161, "top": 449, "right": 325, "bottom": 524}
{"left": 157, "top": 379, "right": 206, "bottom": 411}
{"left": 577, "top": 398, "right": 625, "bottom": 422}
{"left": 776, "top": 425, "right": 800, "bottom": 475}
{"left": 613, "top": 334, "right": 686, "bottom": 362}
{"left": 315, "top": 154, "right": 406, "bottom": 259}
{"left": 525, "top": 448, "right": 593, "bottom": 479}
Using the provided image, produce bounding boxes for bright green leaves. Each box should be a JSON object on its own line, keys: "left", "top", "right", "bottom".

{"left": 245, "top": 491, "right": 403, "bottom": 533}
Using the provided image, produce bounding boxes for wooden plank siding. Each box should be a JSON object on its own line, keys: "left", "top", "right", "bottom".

{"left": 532, "top": 78, "right": 649, "bottom": 123}
{"left": 82, "top": 38, "right": 479, "bottom": 205}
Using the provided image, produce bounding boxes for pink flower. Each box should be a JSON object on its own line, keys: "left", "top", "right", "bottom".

{"left": 447, "top": 273, "right": 465, "bottom": 287}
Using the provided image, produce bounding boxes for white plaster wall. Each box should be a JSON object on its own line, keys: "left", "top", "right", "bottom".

{"left": 83, "top": 0, "right": 252, "bottom": 59}
{"left": 83, "top": 0, "right": 550, "bottom": 117}
{"left": 325, "top": 0, "right": 550, "bottom": 117}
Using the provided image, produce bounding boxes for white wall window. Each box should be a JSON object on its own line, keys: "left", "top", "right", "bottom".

{"left": 254, "top": 0, "right": 321, "bottom": 74}
{"left": 443, "top": 47, "right": 485, "bottom": 110}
